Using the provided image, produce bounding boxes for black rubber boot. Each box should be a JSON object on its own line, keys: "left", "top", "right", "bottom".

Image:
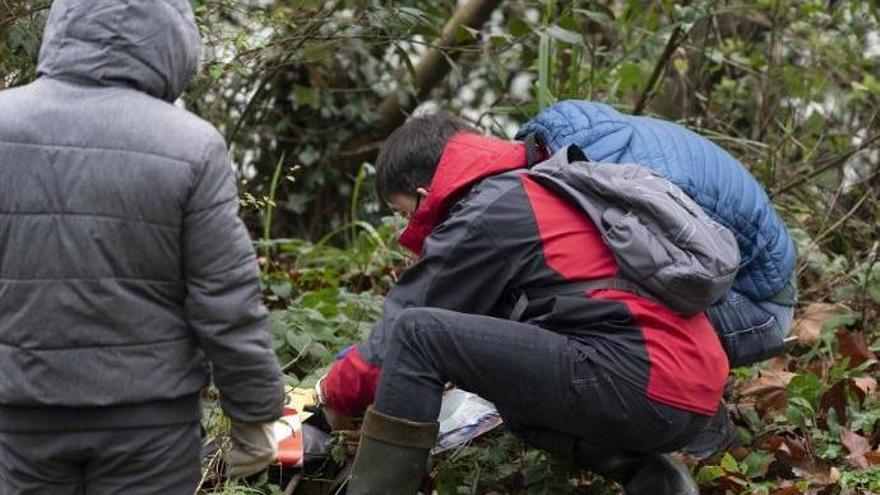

{"left": 575, "top": 444, "right": 698, "bottom": 495}
{"left": 680, "top": 406, "right": 738, "bottom": 461}
{"left": 347, "top": 407, "right": 439, "bottom": 495}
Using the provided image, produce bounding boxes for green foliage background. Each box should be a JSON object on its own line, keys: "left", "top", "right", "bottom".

{"left": 2, "top": 0, "right": 880, "bottom": 493}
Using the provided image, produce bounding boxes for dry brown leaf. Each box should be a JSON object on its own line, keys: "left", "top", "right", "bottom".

{"left": 806, "top": 359, "right": 829, "bottom": 380}
{"left": 830, "top": 466, "right": 841, "bottom": 482}
{"left": 767, "top": 355, "right": 794, "bottom": 372}
{"left": 819, "top": 380, "right": 850, "bottom": 427}
{"left": 772, "top": 483, "right": 803, "bottom": 495}
{"left": 842, "top": 428, "right": 871, "bottom": 470}
{"left": 791, "top": 303, "right": 844, "bottom": 346}
{"left": 865, "top": 450, "right": 880, "bottom": 466}
{"left": 741, "top": 370, "right": 797, "bottom": 395}
{"left": 836, "top": 328, "right": 877, "bottom": 367}
{"left": 782, "top": 437, "right": 810, "bottom": 465}
{"left": 817, "top": 377, "right": 874, "bottom": 427}
{"left": 765, "top": 435, "right": 809, "bottom": 467}
{"left": 730, "top": 446, "right": 751, "bottom": 459}
{"left": 740, "top": 370, "right": 796, "bottom": 414}
{"left": 764, "top": 433, "right": 841, "bottom": 488}
{"left": 790, "top": 464, "right": 839, "bottom": 488}
{"left": 714, "top": 474, "right": 749, "bottom": 492}
{"left": 852, "top": 376, "right": 878, "bottom": 396}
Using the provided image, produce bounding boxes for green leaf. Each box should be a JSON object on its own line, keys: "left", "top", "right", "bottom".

{"left": 293, "top": 85, "right": 319, "bottom": 110}
{"left": 284, "top": 331, "right": 310, "bottom": 352}
{"left": 788, "top": 372, "right": 824, "bottom": 409}
{"left": 536, "top": 33, "right": 555, "bottom": 109}
{"left": 544, "top": 25, "right": 584, "bottom": 46}
{"left": 720, "top": 452, "right": 740, "bottom": 473}
{"left": 269, "top": 281, "right": 292, "bottom": 299}
{"left": 741, "top": 450, "right": 774, "bottom": 479}
{"left": 574, "top": 8, "right": 614, "bottom": 24}
{"left": 616, "top": 62, "right": 644, "bottom": 93}
{"left": 822, "top": 311, "right": 859, "bottom": 333}
{"left": 507, "top": 18, "right": 532, "bottom": 38}
{"left": 695, "top": 465, "right": 726, "bottom": 485}
{"left": 7, "top": 26, "right": 24, "bottom": 50}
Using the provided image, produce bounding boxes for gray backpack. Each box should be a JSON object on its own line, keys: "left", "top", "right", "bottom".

{"left": 513, "top": 142, "right": 740, "bottom": 317}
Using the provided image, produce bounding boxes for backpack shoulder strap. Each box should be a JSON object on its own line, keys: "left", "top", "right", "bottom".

{"left": 524, "top": 136, "right": 589, "bottom": 169}
{"left": 523, "top": 132, "right": 540, "bottom": 167}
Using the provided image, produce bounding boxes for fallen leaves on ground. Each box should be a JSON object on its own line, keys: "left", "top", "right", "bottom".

{"left": 837, "top": 328, "right": 877, "bottom": 367}
{"left": 842, "top": 428, "right": 872, "bottom": 470}
{"left": 791, "top": 303, "right": 848, "bottom": 346}
{"left": 740, "top": 369, "right": 797, "bottom": 415}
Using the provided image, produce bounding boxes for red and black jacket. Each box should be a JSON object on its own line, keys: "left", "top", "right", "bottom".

{"left": 323, "top": 133, "right": 729, "bottom": 417}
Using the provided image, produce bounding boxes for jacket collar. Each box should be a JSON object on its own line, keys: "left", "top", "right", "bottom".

{"left": 398, "top": 133, "right": 533, "bottom": 254}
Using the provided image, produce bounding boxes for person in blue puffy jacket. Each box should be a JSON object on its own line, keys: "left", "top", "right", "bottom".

{"left": 518, "top": 100, "right": 798, "bottom": 457}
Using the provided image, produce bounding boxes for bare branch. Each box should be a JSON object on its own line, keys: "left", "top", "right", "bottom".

{"left": 0, "top": 3, "right": 50, "bottom": 29}
{"left": 376, "top": 0, "right": 502, "bottom": 135}
{"left": 771, "top": 133, "right": 880, "bottom": 197}
{"left": 633, "top": 25, "right": 686, "bottom": 116}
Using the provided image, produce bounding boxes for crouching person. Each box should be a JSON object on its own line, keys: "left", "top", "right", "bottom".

{"left": 0, "top": 1, "right": 284, "bottom": 493}
{"left": 519, "top": 100, "right": 799, "bottom": 458}
{"left": 318, "top": 113, "right": 730, "bottom": 494}
{"left": 519, "top": 100, "right": 798, "bottom": 370}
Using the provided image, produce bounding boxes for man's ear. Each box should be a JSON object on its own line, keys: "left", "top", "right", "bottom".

{"left": 416, "top": 187, "right": 429, "bottom": 198}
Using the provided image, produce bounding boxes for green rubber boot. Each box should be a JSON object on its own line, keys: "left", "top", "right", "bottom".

{"left": 347, "top": 407, "right": 440, "bottom": 495}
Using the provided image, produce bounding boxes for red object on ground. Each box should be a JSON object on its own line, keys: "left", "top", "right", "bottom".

{"left": 275, "top": 406, "right": 304, "bottom": 468}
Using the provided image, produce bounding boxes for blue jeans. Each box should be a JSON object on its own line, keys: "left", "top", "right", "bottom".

{"left": 706, "top": 282, "right": 796, "bottom": 368}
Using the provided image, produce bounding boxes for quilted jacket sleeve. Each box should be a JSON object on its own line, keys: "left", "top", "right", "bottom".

{"left": 182, "top": 136, "right": 284, "bottom": 423}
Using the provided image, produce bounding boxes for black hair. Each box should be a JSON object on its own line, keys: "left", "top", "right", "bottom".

{"left": 375, "top": 111, "right": 479, "bottom": 204}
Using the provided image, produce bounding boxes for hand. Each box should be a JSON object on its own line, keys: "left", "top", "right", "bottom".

{"left": 226, "top": 421, "right": 277, "bottom": 479}
{"left": 322, "top": 404, "right": 360, "bottom": 432}
{"left": 315, "top": 374, "right": 360, "bottom": 431}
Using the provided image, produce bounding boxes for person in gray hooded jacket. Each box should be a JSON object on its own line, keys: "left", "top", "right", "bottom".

{"left": 0, "top": 0, "right": 284, "bottom": 492}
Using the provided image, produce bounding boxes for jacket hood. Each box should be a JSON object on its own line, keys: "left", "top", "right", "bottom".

{"left": 37, "top": 0, "right": 202, "bottom": 102}
{"left": 398, "top": 133, "right": 533, "bottom": 254}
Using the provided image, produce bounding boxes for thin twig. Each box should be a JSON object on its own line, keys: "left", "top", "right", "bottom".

{"left": 797, "top": 188, "right": 874, "bottom": 279}
{"left": 225, "top": 1, "right": 340, "bottom": 144}
{"left": 813, "top": 172, "right": 848, "bottom": 239}
{"left": 633, "top": 25, "right": 686, "bottom": 115}
{"left": 771, "top": 133, "right": 880, "bottom": 197}
{"left": 0, "top": 4, "right": 50, "bottom": 29}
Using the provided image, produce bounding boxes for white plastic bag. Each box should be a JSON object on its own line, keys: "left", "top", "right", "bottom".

{"left": 434, "top": 389, "right": 503, "bottom": 454}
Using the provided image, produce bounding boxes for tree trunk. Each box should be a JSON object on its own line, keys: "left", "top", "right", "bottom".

{"left": 376, "top": 0, "right": 502, "bottom": 135}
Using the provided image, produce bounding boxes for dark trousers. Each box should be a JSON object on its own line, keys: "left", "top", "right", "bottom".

{"left": 0, "top": 422, "right": 201, "bottom": 495}
{"left": 374, "top": 308, "right": 709, "bottom": 464}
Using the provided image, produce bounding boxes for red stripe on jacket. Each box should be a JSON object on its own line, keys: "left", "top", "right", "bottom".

{"left": 520, "top": 175, "right": 728, "bottom": 415}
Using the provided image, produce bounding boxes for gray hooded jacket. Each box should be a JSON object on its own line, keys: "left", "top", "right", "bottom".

{"left": 0, "top": 0, "right": 283, "bottom": 430}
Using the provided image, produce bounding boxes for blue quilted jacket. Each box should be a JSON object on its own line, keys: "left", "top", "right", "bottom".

{"left": 517, "top": 100, "right": 796, "bottom": 300}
